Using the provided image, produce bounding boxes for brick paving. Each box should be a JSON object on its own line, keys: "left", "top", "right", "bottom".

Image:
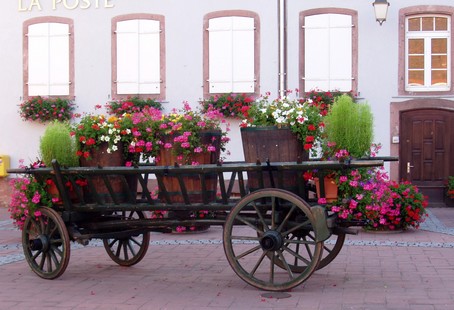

{"left": 1, "top": 202, "right": 454, "bottom": 309}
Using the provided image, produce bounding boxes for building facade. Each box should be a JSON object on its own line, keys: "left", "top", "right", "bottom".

{"left": 1, "top": 0, "right": 453, "bottom": 205}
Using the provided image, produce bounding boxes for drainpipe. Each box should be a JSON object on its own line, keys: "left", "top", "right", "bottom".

{"left": 278, "top": 0, "right": 287, "bottom": 98}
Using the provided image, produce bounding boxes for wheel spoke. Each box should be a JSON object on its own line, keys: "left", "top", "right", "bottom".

{"left": 46, "top": 253, "right": 53, "bottom": 272}
{"left": 123, "top": 240, "right": 129, "bottom": 260}
{"left": 108, "top": 238, "right": 119, "bottom": 248}
{"left": 234, "top": 244, "right": 262, "bottom": 260}
{"left": 230, "top": 235, "right": 260, "bottom": 241}
{"left": 282, "top": 243, "right": 312, "bottom": 266}
{"left": 276, "top": 205, "right": 297, "bottom": 233}
{"left": 126, "top": 240, "right": 137, "bottom": 257}
{"left": 276, "top": 249, "right": 294, "bottom": 279}
{"left": 32, "top": 249, "right": 43, "bottom": 261}
{"left": 282, "top": 219, "right": 311, "bottom": 236}
{"left": 49, "top": 248, "right": 60, "bottom": 266}
{"left": 271, "top": 197, "right": 276, "bottom": 229}
{"left": 234, "top": 215, "right": 262, "bottom": 233}
{"left": 269, "top": 251, "right": 275, "bottom": 283}
{"left": 249, "top": 250, "right": 267, "bottom": 276}
{"left": 252, "top": 201, "right": 269, "bottom": 232}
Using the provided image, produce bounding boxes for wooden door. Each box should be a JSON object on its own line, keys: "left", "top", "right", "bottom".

{"left": 400, "top": 109, "right": 454, "bottom": 207}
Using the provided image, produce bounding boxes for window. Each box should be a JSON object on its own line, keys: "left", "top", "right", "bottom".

{"left": 204, "top": 11, "right": 259, "bottom": 97}
{"left": 405, "top": 15, "right": 450, "bottom": 92}
{"left": 112, "top": 14, "right": 165, "bottom": 100}
{"left": 300, "top": 9, "right": 357, "bottom": 93}
{"left": 24, "top": 17, "right": 74, "bottom": 99}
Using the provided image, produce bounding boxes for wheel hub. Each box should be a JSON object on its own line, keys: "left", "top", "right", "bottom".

{"left": 29, "top": 235, "right": 50, "bottom": 252}
{"left": 260, "top": 230, "right": 283, "bottom": 251}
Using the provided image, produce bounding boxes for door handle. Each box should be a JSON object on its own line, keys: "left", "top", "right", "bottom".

{"left": 407, "top": 162, "right": 414, "bottom": 173}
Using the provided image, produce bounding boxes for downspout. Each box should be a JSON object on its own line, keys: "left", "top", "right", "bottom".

{"left": 278, "top": 0, "right": 287, "bottom": 98}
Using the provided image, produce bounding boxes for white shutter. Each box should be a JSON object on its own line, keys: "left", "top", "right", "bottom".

{"left": 209, "top": 16, "right": 254, "bottom": 93}
{"left": 304, "top": 14, "right": 352, "bottom": 92}
{"left": 49, "top": 23, "right": 70, "bottom": 95}
{"left": 28, "top": 23, "right": 70, "bottom": 96}
{"left": 117, "top": 19, "right": 160, "bottom": 95}
{"left": 232, "top": 17, "right": 255, "bottom": 93}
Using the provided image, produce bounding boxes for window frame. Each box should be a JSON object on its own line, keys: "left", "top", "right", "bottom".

{"left": 23, "top": 17, "right": 74, "bottom": 100}
{"left": 203, "top": 10, "right": 260, "bottom": 99}
{"left": 399, "top": 6, "right": 454, "bottom": 96}
{"left": 299, "top": 8, "right": 358, "bottom": 94}
{"left": 112, "top": 14, "right": 166, "bottom": 101}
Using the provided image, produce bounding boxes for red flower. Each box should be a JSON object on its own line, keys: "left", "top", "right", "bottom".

{"left": 86, "top": 138, "right": 96, "bottom": 146}
{"left": 307, "top": 124, "right": 316, "bottom": 131}
{"left": 304, "top": 143, "right": 312, "bottom": 150}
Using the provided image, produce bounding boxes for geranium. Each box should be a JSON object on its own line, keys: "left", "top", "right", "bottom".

{"left": 200, "top": 93, "right": 255, "bottom": 118}
{"left": 137, "top": 102, "right": 230, "bottom": 165}
{"left": 303, "top": 89, "right": 354, "bottom": 116}
{"left": 321, "top": 166, "right": 428, "bottom": 231}
{"left": 240, "top": 89, "right": 324, "bottom": 155}
{"left": 447, "top": 176, "right": 454, "bottom": 199}
{"left": 19, "top": 96, "right": 75, "bottom": 123}
{"left": 71, "top": 114, "right": 134, "bottom": 161}
{"left": 106, "top": 96, "right": 163, "bottom": 117}
{"left": 8, "top": 160, "right": 52, "bottom": 229}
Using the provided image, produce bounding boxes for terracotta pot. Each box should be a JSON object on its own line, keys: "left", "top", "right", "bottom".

{"left": 314, "top": 177, "right": 338, "bottom": 203}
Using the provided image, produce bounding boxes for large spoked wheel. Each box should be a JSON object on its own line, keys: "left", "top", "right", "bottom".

{"left": 22, "top": 207, "right": 70, "bottom": 279}
{"left": 102, "top": 210, "right": 150, "bottom": 266}
{"left": 223, "top": 189, "right": 323, "bottom": 291}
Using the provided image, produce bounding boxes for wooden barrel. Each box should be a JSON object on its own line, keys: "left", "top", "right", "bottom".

{"left": 79, "top": 142, "right": 135, "bottom": 203}
{"left": 157, "top": 130, "right": 221, "bottom": 204}
{"left": 241, "top": 126, "right": 308, "bottom": 194}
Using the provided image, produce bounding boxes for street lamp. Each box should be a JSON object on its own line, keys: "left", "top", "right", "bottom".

{"left": 372, "top": 0, "right": 390, "bottom": 26}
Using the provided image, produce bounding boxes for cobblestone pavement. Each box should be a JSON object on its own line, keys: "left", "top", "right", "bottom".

{"left": 1, "top": 206, "right": 454, "bottom": 309}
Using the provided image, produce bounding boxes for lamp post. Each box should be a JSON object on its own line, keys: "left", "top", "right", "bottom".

{"left": 372, "top": 0, "right": 390, "bottom": 25}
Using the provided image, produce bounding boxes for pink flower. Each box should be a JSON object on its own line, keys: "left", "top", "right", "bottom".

{"left": 32, "top": 192, "right": 41, "bottom": 204}
{"left": 207, "top": 145, "right": 216, "bottom": 152}
{"left": 164, "top": 143, "right": 172, "bottom": 149}
{"left": 318, "top": 198, "right": 327, "bottom": 204}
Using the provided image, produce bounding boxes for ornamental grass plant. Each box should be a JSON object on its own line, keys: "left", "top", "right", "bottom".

{"left": 39, "top": 121, "right": 79, "bottom": 167}
{"left": 323, "top": 94, "right": 374, "bottom": 159}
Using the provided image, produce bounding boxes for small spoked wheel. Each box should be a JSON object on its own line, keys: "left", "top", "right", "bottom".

{"left": 317, "top": 232, "right": 345, "bottom": 270}
{"left": 22, "top": 207, "right": 70, "bottom": 279}
{"left": 223, "top": 189, "right": 323, "bottom": 291}
{"left": 275, "top": 231, "right": 345, "bottom": 272}
{"left": 103, "top": 210, "right": 150, "bottom": 266}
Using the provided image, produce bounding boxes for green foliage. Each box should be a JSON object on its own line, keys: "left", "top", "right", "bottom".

{"left": 40, "top": 121, "right": 79, "bottom": 167}
{"left": 324, "top": 94, "right": 374, "bottom": 158}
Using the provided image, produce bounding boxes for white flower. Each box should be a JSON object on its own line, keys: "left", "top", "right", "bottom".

{"left": 112, "top": 145, "right": 118, "bottom": 152}
{"left": 107, "top": 148, "right": 112, "bottom": 154}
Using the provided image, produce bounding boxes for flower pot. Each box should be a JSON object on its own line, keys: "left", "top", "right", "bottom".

{"left": 79, "top": 142, "right": 135, "bottom": 203}
{"left": 314, "top": 177, "right": 338, "bottom": 203}
{"left": 157, "top": 130, "right": 221, "bottom": 204}
{"left": 241, "top": 126, "right": 308, "bottom": 194}
{"left": 46, "top": 181, "right": 78, "bottom": 205}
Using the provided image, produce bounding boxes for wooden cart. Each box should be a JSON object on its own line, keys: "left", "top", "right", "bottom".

{"left": 7, "top": 158, "right": 393, "bottom": 291}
